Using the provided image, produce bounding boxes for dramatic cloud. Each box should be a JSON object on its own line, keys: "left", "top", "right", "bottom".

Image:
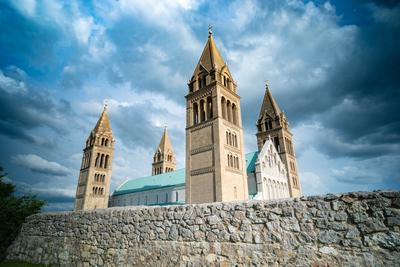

{"left": 12, "top": 154, "right": 71, "bottom": 177}
{"left": 0, "top": 0, "right": 399, "bottom": 211}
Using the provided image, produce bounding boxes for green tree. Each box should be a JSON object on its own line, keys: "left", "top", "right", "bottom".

{"left": 0, "top": 166, "right": 45, "bottom": 261}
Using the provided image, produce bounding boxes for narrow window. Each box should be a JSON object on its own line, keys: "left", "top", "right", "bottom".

{"left": 193, "top": 102, "right": 199, "bottom": 125}
{"left": 221, "top": 97, "right": 226, "bottom": 119}
{"left": 176, "top": 192, "right": 178, "bottom": 202}
{"left": 200, "top": 99, "right": 205, "bottom": 122}
{"left": 104, "top": 155, "right": 109, "bottom": 169}
{"left": 207, "top": 96, "right": 213, "bottom": 119}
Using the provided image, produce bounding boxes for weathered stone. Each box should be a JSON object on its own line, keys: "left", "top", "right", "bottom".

{"left": 5, "top": 191, "right": 400, "bottom": 267}
{"left": 318, "top": 230, "right": 339, "bottom": 244}
{"left": 334, "top": 211, "right": 348, "bottom": 221}
{"left": 319, "top": 246, "right": 338, "bottom": 255}
{"left": 207, "top": 215, "right": 221, "bottom": 225}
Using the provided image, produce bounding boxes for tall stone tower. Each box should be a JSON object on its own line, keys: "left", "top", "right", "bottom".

{"left": 256, "top": 82, "right": 301, "bottom": 197}
{"left": 74, "top": 104, "right": 114, "bottom": 211}
{"left": 185, "top": 29, "right": 248, "bottom": 204}
{"left": 152, "top": 127, "right": 176, "bottom": 175}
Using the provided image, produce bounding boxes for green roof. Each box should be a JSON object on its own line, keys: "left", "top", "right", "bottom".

{"left": 113, "top": 169, "right": 185, "bottom": 196}
{"left": 245, "top": 151, "right": 258, "bottom": 173}
{"left": 113, "top": 152, "right": 258, "bottom": 196}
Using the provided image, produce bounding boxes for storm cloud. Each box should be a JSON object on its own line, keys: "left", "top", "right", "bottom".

{"left": 0, "top": 0, "right": 399, "bottom": 211}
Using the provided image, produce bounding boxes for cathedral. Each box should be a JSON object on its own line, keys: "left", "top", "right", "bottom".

{"left": 74, "top": 30, "right": 301, "bottom": 211}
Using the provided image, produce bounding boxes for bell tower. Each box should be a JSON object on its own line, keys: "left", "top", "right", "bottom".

{"left": 152, "top": 127, "right": 176, "bottom": 175}
{"left": 185, "top": 28, "right": 248, "bottom": 204}
{"left": 256, "top": 82, "right": 301, "bottom": 197}
{"left": 74, "top": 104, "right": 115, "bottom": 210}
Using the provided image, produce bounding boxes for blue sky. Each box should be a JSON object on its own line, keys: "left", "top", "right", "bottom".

{"left": 0, "top": 0, "right": 399, "bottom": 211}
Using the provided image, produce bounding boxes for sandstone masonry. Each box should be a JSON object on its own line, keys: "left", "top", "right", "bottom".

{"left": 7, "top": 191, "right": 400, "bottom": 266}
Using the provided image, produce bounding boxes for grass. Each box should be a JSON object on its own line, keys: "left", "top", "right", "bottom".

{"left": 0, "top": 260, "right": 47, "bottom": 267}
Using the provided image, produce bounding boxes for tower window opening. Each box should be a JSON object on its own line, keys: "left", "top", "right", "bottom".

{"left": 227, "top": 100, "right": 232, "bottom": 122}
{"left": 221, "top": 97, "right": 227, "bottom": 120}
{"left": 193, "top": 102, "right": 199, "bottom": 125}
{"left": 274, "top": 137, "right": 281, "bottom": 153}
{"left": 232, "top": 104, "right": 237, "bottom": 125}
{"left": 207, "top": 96, "right": 213, "bottom": 119}
{"left": 200, "top": 99, "right": 206, "bottom": 122}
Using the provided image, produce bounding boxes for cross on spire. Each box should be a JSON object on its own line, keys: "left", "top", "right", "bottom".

{"left": 265, "top": 80, "right": 270, "bottom": 90}
{"left": 103, "top": 99, "right": 108, "bottom": 111}
{"left": 208, "top": 24, "right": 213, "bottom": 36}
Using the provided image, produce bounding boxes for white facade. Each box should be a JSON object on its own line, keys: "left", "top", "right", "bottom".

{"left": 254, "top": 136, "right": 290, "bottom": 200}
{"left": 110, "top": 185, "right": 185, "bottom": 207}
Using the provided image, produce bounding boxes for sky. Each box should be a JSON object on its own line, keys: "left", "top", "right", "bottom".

{"left": 0, "top": 0, "right": 399, "bottom": 212}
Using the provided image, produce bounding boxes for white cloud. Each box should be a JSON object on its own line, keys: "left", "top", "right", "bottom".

{"left": 73, "top": 17, "right": 94, "bottom": 45}
{"left": 300, "top": 171, "right": 326, "bottom": 195}
{"left": 12, "top": 154, "right": 71, "bottom": 176}
{"left": 11, "top": 0, "right": 37, "bottom": 17}
{"left": 0, "top": 70, "right": 27, "bottom": 94}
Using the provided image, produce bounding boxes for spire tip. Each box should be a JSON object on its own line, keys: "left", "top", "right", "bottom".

{"left": 208, "top": 24, "right": 213, "bottom": 36}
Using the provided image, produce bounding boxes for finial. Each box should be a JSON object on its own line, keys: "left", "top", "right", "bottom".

{"left": 265, "top": 80, "right": 270, "bottom": 90}
{"left": 103, "top": 99, "right": 108, "bottom": 111}
{"left": 208, "top": 24, "right": 213, "bottom": 36}
{"left": 164, "top": 123, "right": 168, "bottom": 131}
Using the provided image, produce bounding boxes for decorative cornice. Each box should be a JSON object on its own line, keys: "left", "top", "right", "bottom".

{"left": 187, "top": 121, "right": 214, "bottom": 131}
{"left": 191, "top": 144, "right": 214, "bottom": 155}
{"left": 191, "top": 167, "right": 214, "bottom": 176}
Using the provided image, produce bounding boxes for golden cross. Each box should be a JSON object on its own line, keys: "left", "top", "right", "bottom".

{"left": 208, "top": 24, "right": 213, "bottom": 35}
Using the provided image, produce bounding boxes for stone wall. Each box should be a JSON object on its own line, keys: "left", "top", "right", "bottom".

{"left": 7, "top": 191, "right": 400, "bottom": 266}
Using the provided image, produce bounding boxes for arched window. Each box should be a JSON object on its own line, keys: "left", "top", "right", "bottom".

{"left": 156, "top": 195, "right": 159, "bottom": 204}
{"left": 95, "top": 153, "right": 100, "bottom": 167}
{"left": 104, "top": 155, "right": 109, "bottom": 169}
{"left": 200, "top": 99, "right": 205, "bottom": 122}
{"left": 269, "top": 120, "right": 273, "bottom": 130}
{"left": 165, "top": 192, "right": 168, "bottom": 203}
{"left": 226, "top": 131, "right": 229, "bottom": 144}
{"left": 274, "top": 137, "right": 281, "bottom": 153}
{"left": 193, "top": 102, "right": 199, "bottom": 125}
{"left": 101, "top": 138, "right": 104, "bottom": 146}
{"left": 227, "top": 100, "right": 232, "bottom": 122}
{"left": 227, "top": 154, "right": 230, "bottom": 167}
{"left": 221, "top": 97, "right": 226, "bottom": 119}
{"left": 100, "top": 154, "right": 104, "bottom": 168}
{"left": 228, "top": 132, "right": 232, "bottom": 145}
{"left": 232, "top": 104, "right": 237, "bottom": 125}
{"left": 175, "top": 192, "right": 178, "bottom": 202}
{"left": 105, "top": 139, "right": 109, "bottom": 147}
{"left": 92, "top": 187, "right": 95, "bottom": 194}
{"left": 207, "top": 96, "right": 213, "bottom": 119}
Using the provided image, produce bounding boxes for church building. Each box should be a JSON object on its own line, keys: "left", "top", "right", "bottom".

{"left": 74, "top": 104, "right": 114, "bottom": 211}
{"left": 107, "top": 30, "right": 301, "bottom": 208}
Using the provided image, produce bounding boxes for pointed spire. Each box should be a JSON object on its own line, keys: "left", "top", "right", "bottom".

{"left": 156, "top": 126, "right": 174, "bottom": 154}
{"left": 258, "top": 81, "right": 282, "bottom": 119}
{"left": 93, "top": 102, "right": 112, "bottom": 134}
{"left": 191, "top": 27, "right": 230, "bottom": 78}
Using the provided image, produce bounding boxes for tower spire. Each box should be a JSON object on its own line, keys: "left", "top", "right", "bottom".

{"left": 152, "top": 126, "right": 176, "bottom": 175}
{"left": 74, "top": 106, "right": 115, "bottom": 211}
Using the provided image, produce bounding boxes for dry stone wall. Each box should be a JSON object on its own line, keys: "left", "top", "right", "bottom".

{"left": 7, "top": 191, "right": 400, "bottom": 266}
